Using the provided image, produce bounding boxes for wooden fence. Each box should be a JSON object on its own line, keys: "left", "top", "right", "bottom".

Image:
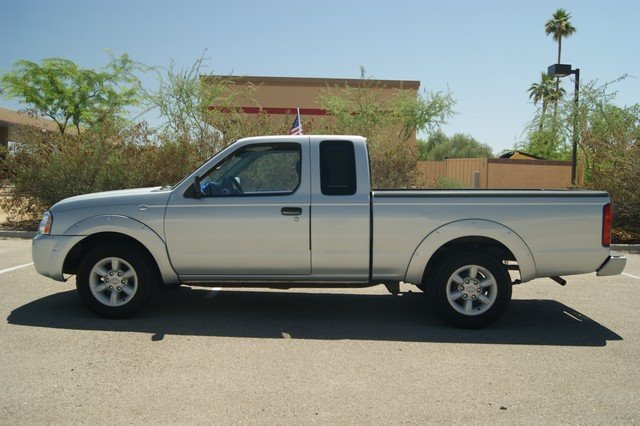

{"left": 415, "top": 158, "right": 584, "bottom": 189}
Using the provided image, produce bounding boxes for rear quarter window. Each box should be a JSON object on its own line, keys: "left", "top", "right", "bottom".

{"left": 320, "top": 140, "right": 357, "bottom": 196}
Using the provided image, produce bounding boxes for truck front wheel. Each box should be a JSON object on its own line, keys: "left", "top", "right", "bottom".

{"left": 76, "top": 245, "right": 156, "bottom": 318}
{"left": 428, "top": 251, "right": 512, "bottom": 328}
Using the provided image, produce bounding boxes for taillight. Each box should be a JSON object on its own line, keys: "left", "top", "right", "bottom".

{"left": 602, "top": 203, "right": 612, "bottom": 247}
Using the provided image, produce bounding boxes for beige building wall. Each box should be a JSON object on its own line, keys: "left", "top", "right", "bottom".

{"left": 203, "top": 76, "right": 420, "bottom": 141}
{"left": 1, "top": 107, "right": 60, "bottom": 148}
{"left": 224, "top": 76, "right": 419, "bottom": 110}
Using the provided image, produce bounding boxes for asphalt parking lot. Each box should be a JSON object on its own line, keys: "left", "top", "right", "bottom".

{"left": 1, "top": 237, "right": 639, "bottom": 424}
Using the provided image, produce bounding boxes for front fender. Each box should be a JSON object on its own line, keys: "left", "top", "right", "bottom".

{"left": 63, "top": 215, "right": 179, "bottom": 284}
{"left": 404, "top": 219, "right": 537, "bottom": 284}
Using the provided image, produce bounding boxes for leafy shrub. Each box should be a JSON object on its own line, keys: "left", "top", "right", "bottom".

{"left": 521, "top": 76, "right": 640, "bottom": 239}
{"left": 0, "top": 121, "right": 220, "bottom": 219}
{"left": 432, "top": 177, "right": 467, "bottom": 189}
{"left": 582, "top": 103, "right": 640, "bottom": 236}
{"left": 316, "top": 68, "right": 454, "bottom": 189}
{"left": 1, "top": 60, "right": 456, "bottom": 221}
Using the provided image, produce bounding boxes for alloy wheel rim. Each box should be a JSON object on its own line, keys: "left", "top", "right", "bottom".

{"left": 445, "top": 264, "right": 498, "bottom": 316}
{"left": 89, "top": 257, "right": 138, "bottom": 307}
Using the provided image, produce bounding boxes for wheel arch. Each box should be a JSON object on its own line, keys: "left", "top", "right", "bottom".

{"left": 61, "top": 215, "right": 179, "bottom": 285}
{"left": 404, "top": 219, "right": 537, "bottom": 285}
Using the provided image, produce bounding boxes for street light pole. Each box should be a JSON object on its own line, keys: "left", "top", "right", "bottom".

{"left": 547, "top": 63, "right": 580, "bottom": 185}
{"left": 571, "top": 68, "right": 580, "bottom": 185}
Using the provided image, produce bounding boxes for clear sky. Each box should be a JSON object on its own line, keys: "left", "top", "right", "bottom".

{"left": 2, "top": 0, "right": 638, "bottom": 153}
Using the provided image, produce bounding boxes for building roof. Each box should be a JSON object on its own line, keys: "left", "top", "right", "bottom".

{"left": 499, "top": 150, "right": 546, "bottom": 160}
{"left": 202, "top": 75, "right": 421, "bottom": 90}
{"left": 0, "top": 107, "right": 60, "bottom": 132}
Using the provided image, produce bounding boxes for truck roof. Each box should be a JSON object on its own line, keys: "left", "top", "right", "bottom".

{"left": 236, "top": 135, "right": 367, "bottom": 145}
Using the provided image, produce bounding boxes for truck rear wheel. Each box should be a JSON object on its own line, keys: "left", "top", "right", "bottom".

{"left": 76, "top": 245, "right": 156, "bottom": 318}
{"left": 427, "top": 251, "right": 511, "bottom": 328}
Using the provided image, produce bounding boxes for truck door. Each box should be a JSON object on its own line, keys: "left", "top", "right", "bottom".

{"left": 164, "top": 140, "right": 311, "bottom": 276}
{"left": 310, "top": 139, "right": 370, "bottom": 280}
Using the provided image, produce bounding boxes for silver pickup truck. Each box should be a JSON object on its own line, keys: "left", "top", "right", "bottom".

{"left": 32, "top": 135, "right": 626, "bottom": 328}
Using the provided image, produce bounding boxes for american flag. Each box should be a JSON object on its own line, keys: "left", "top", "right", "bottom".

{"left": 289, "top": 108, "right": 303, "bottom": 135}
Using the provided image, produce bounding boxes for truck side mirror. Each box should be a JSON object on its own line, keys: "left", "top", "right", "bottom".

{"left": 193, "top": 176, "right": 205, "bottom": 198}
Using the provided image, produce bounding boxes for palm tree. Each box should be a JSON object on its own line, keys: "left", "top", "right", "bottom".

{"left": 528, "top": 73, "right": 553, "bottom": 130}
{"left": 528, "top": 73, "right": 565, "bottom": 131}
{"left": 545, "top": 8, "right": 577, "bottom": 64}
{"left": 545, "top": 8, "right": 576, "bottom": 136}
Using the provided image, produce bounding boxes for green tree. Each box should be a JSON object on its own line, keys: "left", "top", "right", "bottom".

{"left": 317, "top": 67, "right": 455, "bottom": 188}
{"left": 418, "top": 131, "right": 493, "bottom": 160}
{"left": 582, "top": 102, "right": 640, "bottom": 237}
{"left": 520, "top": 74, "right": 640, "bottom": 237}
{"left": 144, "top": 53, "right": 295, "bottom": 154}
{"left": 519, "top": 129, "right": 568, "bottom": 160}
{"left": 526, "top": 72, "right": 566, "bottom": 159}
{"left": 0, "top": 54, "right": 142, "bottom": 134}
{"left": 528, "top": 72, "right": 565, "bottom": 131}
{"left": 545, "top": 8, "right": 577, "bottom": 136}
{"left": 418, "top": 130, "right": 447, "bottom": 160}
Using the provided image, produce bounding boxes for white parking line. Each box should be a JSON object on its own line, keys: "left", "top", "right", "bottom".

{"left": 0, "top": 262, "right": 34, "bottom": 275}
{"left": 623, "top": 272, "right": 640, "bottom": 280}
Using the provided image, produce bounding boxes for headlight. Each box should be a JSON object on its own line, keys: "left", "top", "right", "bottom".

{"left": 38, "top": 211, "right": 53, "bottom": 235}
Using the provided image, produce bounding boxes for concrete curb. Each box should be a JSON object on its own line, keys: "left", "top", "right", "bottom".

{"left": 0, "top": 230, "right": 37, "bottom": 239}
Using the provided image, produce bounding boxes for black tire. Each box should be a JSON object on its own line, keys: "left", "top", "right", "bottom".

{"left": 427, "top": 250, "right": 512, "bottom": 329}
{"left": 158, "top": 282, "right": 183, "bottom": 290}
{"left": 76, "top": 244, "right": 157, "bottom": 318}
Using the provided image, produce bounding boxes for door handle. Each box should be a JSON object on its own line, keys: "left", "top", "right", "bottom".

{"left": 281, "top": 207, "right": 302, "bottom": 216}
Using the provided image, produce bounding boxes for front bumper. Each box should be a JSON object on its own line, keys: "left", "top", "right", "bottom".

{"left": 596, "top": 252, "right": 627, "bottom": 276}
{"left": 32, "top": 234, "right": 84, "bottom": 281}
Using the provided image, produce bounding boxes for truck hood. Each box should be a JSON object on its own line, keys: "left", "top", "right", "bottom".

{"left": 50, "top": 187, "right": 173, "bottom": 213}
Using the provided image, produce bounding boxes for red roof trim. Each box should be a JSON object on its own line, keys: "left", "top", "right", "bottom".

{"left": 209, "top": 106, "right": 329, "bottom": 116}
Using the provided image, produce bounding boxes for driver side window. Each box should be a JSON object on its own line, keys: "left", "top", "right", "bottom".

{"left": 200, "top": 143, "right": 301, "bottom": 196}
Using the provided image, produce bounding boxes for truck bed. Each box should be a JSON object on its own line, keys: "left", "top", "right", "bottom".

{"left": 371, "top": 189, "right": 611, "bottom": 283}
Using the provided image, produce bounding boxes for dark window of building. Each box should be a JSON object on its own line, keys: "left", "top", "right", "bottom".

{"left": 320, "top": 140, "right": 357, "bottom": 196}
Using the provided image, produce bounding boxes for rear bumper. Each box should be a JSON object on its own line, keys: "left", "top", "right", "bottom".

{"left": 596, "top": 252, "right": 627, "bottom": 276}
